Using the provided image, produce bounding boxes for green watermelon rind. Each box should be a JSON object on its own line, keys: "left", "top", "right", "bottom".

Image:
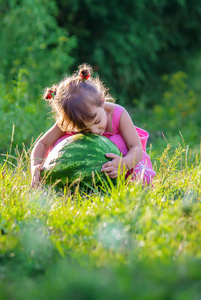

{"left": 42, "top": 133, "right": 121, "bottom": 188}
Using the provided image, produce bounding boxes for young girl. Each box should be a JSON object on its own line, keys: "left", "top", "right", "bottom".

{"left": 31, "top": 64, "right": 155, "bottom": 187}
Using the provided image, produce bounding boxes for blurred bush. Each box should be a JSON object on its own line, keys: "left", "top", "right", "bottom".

{"left": 56, "top": 0, "right": 201, "bottom": 105}
{"left": 0, "top": 0, "right": 77, "bottom": 94}
{"left": 153, "top": 71, "right": 201, "bottom": 143}
{"left": 0, "top": 0, "right": 77, "bottom": 153}
{"left": 0, "top": 69, "right": 53, "bottom": 154}
{"left": 2, "top": 0, "right": 201, "bottom": 106}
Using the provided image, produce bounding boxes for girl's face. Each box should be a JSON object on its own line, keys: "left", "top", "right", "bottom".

{"left": 84, "top": 105, "right": 107, "bottom": 135}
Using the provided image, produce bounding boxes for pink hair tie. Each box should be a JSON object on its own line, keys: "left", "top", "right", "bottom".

{"left": 80, "top": 74, "right": 90, "bottom": 81}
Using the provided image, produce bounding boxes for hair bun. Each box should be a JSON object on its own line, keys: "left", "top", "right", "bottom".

{"left": 79, "top": 64, "right": 92, "bottom": 80}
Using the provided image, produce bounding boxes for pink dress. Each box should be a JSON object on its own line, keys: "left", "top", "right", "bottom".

{"left": 103, "top": 105, "right": 156, "bottom": 184}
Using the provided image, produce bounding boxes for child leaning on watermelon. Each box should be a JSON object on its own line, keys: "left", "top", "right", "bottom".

{"left": 31, "top": 64, "right": 156, "bottom": 187}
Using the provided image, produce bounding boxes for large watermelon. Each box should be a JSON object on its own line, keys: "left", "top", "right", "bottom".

{"left": 42, "top": 133, "right": 121, "bottom": 188}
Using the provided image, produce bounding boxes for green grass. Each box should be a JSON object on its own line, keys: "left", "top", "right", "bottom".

{"left": 0, "top": 142, "right": 201, "bottom": 299}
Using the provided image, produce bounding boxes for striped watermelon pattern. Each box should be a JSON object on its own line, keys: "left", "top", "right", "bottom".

{"left": 43, "top": 133, "right": 121, "bottom": 188}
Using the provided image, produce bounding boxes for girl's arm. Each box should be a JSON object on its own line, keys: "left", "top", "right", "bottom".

{"left": 31, "top": 123, "right": 64, "bottom": 187}
{"left": 101, "top": 109, "right": 143, "bottom": 178}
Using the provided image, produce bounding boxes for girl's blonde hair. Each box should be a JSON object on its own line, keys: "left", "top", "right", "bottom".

{"left": 43, "top": 64, "right": 114, "bottom": 131}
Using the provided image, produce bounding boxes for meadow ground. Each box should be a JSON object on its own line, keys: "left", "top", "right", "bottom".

{"left": 0, "top": 140, "right": 201, "bottom": 300}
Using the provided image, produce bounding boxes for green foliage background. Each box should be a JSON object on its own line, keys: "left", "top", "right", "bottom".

{"left": 57, "top": 0, "right": 201, "bottom": 102}
{"left": 0, "top": 0, "right": 201, "bottom": 153}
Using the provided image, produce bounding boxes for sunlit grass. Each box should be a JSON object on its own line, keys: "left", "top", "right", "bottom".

{"left": 0, "top": 142, "right": 201, "bottom": 299}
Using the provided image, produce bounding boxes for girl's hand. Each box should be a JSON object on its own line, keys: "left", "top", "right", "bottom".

{"left": 31, "top": 165, "right": 44, "bottom": 187}
{"left": 101, "top": 153, "right": 126, "bottom": 178}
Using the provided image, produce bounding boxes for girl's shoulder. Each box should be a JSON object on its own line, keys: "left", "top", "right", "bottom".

{"left": 104, "top": 102, "right": 124, "bottom": 114}
{"left": 104, "top": 102, "right": 121, "bottom": 122}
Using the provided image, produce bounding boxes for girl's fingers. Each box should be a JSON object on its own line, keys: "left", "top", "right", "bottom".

{"left": 105, "top": 153, "right": 118, "bottom": 159}
{"left": 31, "top": 167, "right": 41, "bottom": 187}
{"left": 31, "top": 177, "right": 38, "bottom": 188}
{"left": 102, "top": 163, "right": 120, "bottom": 171}
{"left": 105, "top": 171, "right": 118, "bottom": 179}
{"left": 101, "top": 166, "right": 118, "bottom": 178}
{"left": 102, "top": 154, "right": 122, "bottom": 176}
{"left": 101, "top": 163, "right": 117, "bottom": 172}
{"left": 31, "top": 179, "right": 35, "bottom": 188}
{"left": 102, "top": 157, "right": 120, "bottom": 168}
{"left": 31, "top": 176, "right": 39, "bottom": 188}
{"left": 109, "top": 171, "right": 118, "bottom": 178}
